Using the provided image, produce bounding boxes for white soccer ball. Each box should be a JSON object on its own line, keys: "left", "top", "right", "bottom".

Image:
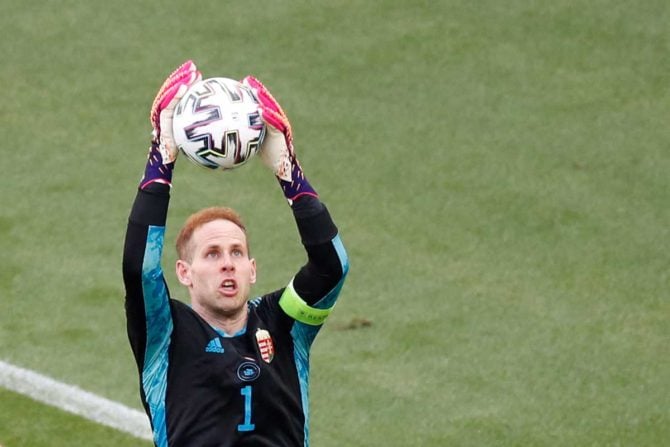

{"left": 172, "top": 77, "right": 265, "bottom": 170}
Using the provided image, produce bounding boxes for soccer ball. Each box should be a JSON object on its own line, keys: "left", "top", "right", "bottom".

{"left": 172, "top": 77, "right": 265, "bottom": 170}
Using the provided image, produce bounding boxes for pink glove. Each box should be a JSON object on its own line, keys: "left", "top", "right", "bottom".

{"left": 140, "top": 61, "right": 201, "bottom": 189}
{"left": 242, "top": 76, "right": 294, "bottom": 182}
{"left": 150, "top": 60, "right": 202, "bottom": 163}
{"left": 242, "top": 76, "right": 317, "bottom": 203}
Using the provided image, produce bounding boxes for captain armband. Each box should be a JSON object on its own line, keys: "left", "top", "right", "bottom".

{"left": 278, "top": 281, "right": 333, "bottom": 326}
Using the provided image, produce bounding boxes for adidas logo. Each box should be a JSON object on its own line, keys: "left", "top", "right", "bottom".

{"left": 205, "top": 337, "right": 225, "bottom": 354}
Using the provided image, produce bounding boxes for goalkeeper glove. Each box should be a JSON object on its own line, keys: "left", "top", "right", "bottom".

{"left": 141, "top": 60, "right": 202, "bottom": 189}
{"left": 242, "top": 76, "right": 318, "bottom": 204}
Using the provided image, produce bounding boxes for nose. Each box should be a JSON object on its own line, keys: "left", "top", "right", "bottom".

{"left": 220, "top": 253, "right": 235, "bottom": 271}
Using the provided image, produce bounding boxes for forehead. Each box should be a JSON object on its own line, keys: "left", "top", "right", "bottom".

{"left": 191, "top": 219, "right": 248, "bottom": 248}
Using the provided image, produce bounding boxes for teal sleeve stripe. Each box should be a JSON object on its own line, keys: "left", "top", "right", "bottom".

{"left": 291, "top": 323, "right": 313, "bottom": 447}
{"left": 312, "top": 234, "right": 349, "bottom": 311}
{"left": 279, "top": 234, "right": 350, "bottom": 325}
{"left": 289, "top": 234, "right": 349, "bottom": 446}
{"left": 141, "top": 225, "right": 173, "bottom": 447}
{"left": 333, "top": 234, "right": 349, "bottom": 276}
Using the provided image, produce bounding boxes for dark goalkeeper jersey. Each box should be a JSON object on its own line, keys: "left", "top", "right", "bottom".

{"left": 122, "top": 185, "right": 349, "bottom": 447}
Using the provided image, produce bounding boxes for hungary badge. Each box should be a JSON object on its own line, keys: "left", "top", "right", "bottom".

{"left": 255, "top": 329, "right": 275, "bottom": 363}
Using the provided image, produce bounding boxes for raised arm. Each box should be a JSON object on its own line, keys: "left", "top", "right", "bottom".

{"left": 290, "top": 195, "right": 348, "bottom": 309}
{"left": 123, "top": 61, "right": 201, "bottom": 365}
{"left": 243, "top": 76, "right": 349, "bottom": 324}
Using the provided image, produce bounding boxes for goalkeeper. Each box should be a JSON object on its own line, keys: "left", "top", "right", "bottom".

{"left": 122, "top": 61, "right": 349, "bottom": 446}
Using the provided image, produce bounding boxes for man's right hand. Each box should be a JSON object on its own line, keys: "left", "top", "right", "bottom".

{"left": 242, "top": 75, "right": 318, "bottom": 203}
{"left": 242, "top": 75, "right": 295, "bottom": 182}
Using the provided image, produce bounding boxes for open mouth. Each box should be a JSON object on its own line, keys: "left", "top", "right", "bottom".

{"left": 220, "top": 279, "right": 238, "bottom": 296}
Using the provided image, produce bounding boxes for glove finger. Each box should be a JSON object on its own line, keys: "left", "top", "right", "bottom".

{"left": 152, "top": 61, "right": 195, "bottom": 111}
{"left": 243, "top": 75, "right": 285, "bottom": 116}
{"left": 159, "top": 83, "right": 185, "bottom": 111}
{"left": 243, "top": 76, "right": 271, "bottom": 110}
{"left": 160, "top": 70, "right": 201, "bottom": 109}
{"left": 255, "top": 83, "right": 284, "bottom": 116}
{"left": 242, "top": 75, "right": 293, "bottom": 158}
{"left": 242, "top": 75, "right": 264, "bottom": 94}
{"left": 259, "top": 106, "right": 287, "bottom": 133}
{"left": 154, "top": 68, "right": 199, "bottom": 112}
{"left": 164, "top": 60, "right": 197, "bottom": 89}
{"left": 242, "top": 76, "right": 266, "bottom": 108}
{"left": 260, "top": 107, "right": 294, "bottom": 157}
{"left": 151, "top": 61, "right": 199, "bottom": 124}
{"left": 151, "top": 69, "right": 201, "bottom": 128}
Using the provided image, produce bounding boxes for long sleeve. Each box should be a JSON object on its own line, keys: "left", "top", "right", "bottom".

{"left": 122, "top": 183, "right": 172, "bottom": 372}
{"left": 289, "top": 195, "right": 349, "bottom": 310}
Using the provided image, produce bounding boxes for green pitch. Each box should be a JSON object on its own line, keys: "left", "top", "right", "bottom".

{"left": 1, "top": 0, "right": 668, "bottom": 445}
{"left": 0, "top": 388, "right": 150, "bottom": 446}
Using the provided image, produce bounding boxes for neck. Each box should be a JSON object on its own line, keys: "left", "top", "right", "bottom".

{"left": 195, "top": 305, "right": 248, "bottom": 336}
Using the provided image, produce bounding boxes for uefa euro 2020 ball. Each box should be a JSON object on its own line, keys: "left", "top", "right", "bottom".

{"left": 172, "top": 77, "right": 265, "bottom": 170}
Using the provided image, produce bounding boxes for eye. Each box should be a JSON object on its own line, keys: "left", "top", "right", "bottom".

{"left": 232, "top": 248, "right": 244, "bottom": 257}
{"left": 205, "top": 250, "right": 219, "bottom": 259}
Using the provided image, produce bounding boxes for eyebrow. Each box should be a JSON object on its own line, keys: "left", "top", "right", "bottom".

{"left": 204, "top": 242, "right": 246, "bottom": 252}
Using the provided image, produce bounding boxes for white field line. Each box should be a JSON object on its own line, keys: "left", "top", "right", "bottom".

{"left": 0, "top": 360, "right": 153, "bottom": 441}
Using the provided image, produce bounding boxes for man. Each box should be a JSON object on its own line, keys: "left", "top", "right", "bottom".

{"left": 122, "top": 61, "right": 349, "bottom": 446}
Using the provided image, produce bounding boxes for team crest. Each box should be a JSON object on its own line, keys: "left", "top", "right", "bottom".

{"left": 255, "top": 329, "right": 275, "bottom": 363}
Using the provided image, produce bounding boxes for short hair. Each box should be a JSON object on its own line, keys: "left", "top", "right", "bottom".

{"left": 176, "top": 207, "right": 248, "bottom": 262}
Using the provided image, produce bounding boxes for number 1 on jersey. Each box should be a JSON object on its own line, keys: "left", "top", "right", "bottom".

{"left": 237, "top": 385, "right": 255, "bottom": 432}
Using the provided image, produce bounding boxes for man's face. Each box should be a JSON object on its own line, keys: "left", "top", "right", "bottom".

{"left": 176, "top": 219, "right": 256, "bottom": 323}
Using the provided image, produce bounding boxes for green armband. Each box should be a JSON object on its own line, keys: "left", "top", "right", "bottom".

{"left": 279, "top": 281, "right": 332, "bottom": 326}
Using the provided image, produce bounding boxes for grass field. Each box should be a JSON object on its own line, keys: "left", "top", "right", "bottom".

{"left": 1, "top": 0, "right": 669, "bottom": 445}
{"left": 0, "top": 388, "right": 146, "bottom": 446}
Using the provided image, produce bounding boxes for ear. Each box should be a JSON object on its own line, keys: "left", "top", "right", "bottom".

{"left": 249, "top": 258, "right": 257, "bottom": 285}
{"left": 176, "top": 259, "right": 192, "bottom": 287}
